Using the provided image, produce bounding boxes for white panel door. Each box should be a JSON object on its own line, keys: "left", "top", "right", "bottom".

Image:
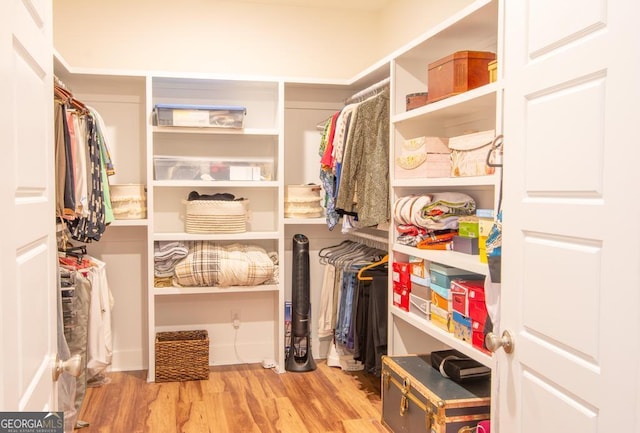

{"left": 500, "top": 0, "right": 640, "bottom": 432}
{"left": 0, "top": 0, "right": 57, "bottom": 411}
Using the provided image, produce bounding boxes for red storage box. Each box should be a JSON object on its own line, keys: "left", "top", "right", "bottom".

{"left": 468, "top": 283, "right": 488, "bottom": 324}
{"left": 392, "top": 261, "right": 412, "bottom": 287}
{"left": 451, "top": 279, "right": 485, "bottom": 317}
{"left": 427, "top": 50, "right": 496, "bottom": 103}
{"left": 472, "top": 320, "right": 491, "bottom": 355}
{"left": 393, "top": 282, "right": 410, "bottom": 311}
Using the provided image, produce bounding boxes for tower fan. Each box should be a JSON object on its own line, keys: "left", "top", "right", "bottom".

{"left": 285, "top": 234, "right": 317, "bottom": 372}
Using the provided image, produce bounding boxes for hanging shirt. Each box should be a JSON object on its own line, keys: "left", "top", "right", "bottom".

{"left": 335, "top": 89, "right": 390, "bottom": 228}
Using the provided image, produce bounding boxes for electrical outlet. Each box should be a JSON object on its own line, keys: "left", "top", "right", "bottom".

{"left": 231, "top": 310, "right": 240, "bottom": 329}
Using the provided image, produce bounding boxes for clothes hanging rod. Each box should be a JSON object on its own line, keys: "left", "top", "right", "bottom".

{"left": 348, "top": 229, "right": 389, "bottom": 250}
{"left": 344, "top": 77, "right": 390, "bottom": 105}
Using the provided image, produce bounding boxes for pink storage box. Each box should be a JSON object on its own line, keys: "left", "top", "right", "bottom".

{"left": 395, "top": 136, "right": 451, "bottom": 179}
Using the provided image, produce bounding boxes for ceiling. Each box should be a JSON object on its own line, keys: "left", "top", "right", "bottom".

{"left": 229, "top": 0, "right": 391, "bottom": 11}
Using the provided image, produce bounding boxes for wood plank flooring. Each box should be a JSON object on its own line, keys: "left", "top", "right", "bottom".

{"left": 78, "top": 361, "right": 388, "bottom": 433}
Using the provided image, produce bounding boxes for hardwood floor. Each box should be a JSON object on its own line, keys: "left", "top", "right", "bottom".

{"left": 78, "top": 361, "right": 388, "bottom": 433}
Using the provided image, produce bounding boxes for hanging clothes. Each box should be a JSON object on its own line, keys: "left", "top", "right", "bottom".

{"left": 319, "top": 86, "right": 390, "bottom": 231}
{"left": 316, "top": 240, "right": 388, "bottom": 376}
{"left": 54, "top": 81, "right": 116, "bottom": 242}
{"left": 335, "top": 88, "right": 390, "bottom": 228}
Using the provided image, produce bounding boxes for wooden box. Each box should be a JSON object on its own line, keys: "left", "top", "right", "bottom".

{"left": 382, "top": 354, "right": 490, "bottom": 433}
{"left": 427, "top": 51, "right": 496, "bottom": 103}
{"left": 406, "top": 92, "right": 429, "bottom": 111}
{"left": 155, "top": 330, "right": 210, "bottom": 382}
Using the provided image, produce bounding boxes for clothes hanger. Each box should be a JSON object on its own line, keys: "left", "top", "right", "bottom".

{"left": 357, "top": 254, "right": 389, "bottom": 281}
{"left": 318, "top": 240, "right": 351, "bottom": 261}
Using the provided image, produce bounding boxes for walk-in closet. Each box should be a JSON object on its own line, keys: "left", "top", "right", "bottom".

{"left": 2, "top": 1, "right": 639, "bottom": 433}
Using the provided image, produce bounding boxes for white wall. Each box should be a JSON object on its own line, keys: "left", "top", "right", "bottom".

{"left": 53, "top": 0, "right": 473, "bottom": 80}
{"left": 377, "top": 0, "right": 475, "bottom": 57}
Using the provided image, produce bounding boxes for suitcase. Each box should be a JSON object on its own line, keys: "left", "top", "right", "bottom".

{"left": 381, "top": 354, "right": 490, "bottom": 433}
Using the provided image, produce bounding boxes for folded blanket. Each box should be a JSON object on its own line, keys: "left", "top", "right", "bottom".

{"left": 154, "top": 241, "right": 189, "bottom": 277}
{"left": 174, "top": 242, "right": 277, "bottom": 287}
{"left": 413, "top": 192, "right": 476, "bottom": 229}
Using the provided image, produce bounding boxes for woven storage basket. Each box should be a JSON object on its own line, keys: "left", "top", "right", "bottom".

{"left": 155, "top": 330, "right": 209, "bottom": 382}
{"left": 184, "top": 199, "right": 249, "bottom": 234}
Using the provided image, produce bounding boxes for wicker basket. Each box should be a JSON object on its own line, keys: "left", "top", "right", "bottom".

{"left": 184, "top": 199, "right": 249, "bottom": 234}
{"left": 155, "top": 330, "right": 210, "bottom": 382}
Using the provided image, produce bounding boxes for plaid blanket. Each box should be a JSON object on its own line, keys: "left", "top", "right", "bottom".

{"left": 174, "top": 242, "right": 277, "bottom": 287}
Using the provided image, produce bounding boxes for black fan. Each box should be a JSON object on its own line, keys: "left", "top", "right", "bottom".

{"left": 285, "top": 234, "right": 316, "bottom": 372}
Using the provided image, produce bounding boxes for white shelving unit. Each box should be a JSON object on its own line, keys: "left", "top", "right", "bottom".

{"left": 53, "top": 56, "right": 150, "bottom": 372}
{"left": 146, "top": 75, "right": 285, "bottom": 380}
{"left": 387, "top": 0, "right": 501, "bottom": 373}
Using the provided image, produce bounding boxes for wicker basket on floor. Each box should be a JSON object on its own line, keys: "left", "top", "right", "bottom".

{"left": 155, "top": 330, "right": 209, "bottom": 382}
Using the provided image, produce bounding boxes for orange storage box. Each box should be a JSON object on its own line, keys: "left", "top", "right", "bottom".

{"left": 427, "top": 50, "right": 496, "bottom": 103}
{"left": 431, "top": 290, "right": 449, "bottom": 311}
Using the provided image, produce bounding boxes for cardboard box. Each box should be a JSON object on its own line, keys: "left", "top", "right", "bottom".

{"left": 409, "top": 293, "right": 430, "bottom": 320}
{"left": 430, "top": 303, "right": 453, "bottom": 333}
{"left": 431, "top": 290, "right": 450, "bottom": 311}
{"left": 409, "top": 256, "right": 426, "bottom": 279}
{"left": 429, "top": 262, "right": 483, "bottom": 288}
{"left": 458, "top": 217, "right": 479, "bottom": 238}
{"left": 430, "top": 281, "right": 451, "bottom": 301}
{"left": 453, "top": 311, "right": 472, "bottom": 342}
{"left": 452, "top": 235, "right": 479, "bottom": 255}
{"left": 478, "top": 218, "right": 494, "bottom": 236}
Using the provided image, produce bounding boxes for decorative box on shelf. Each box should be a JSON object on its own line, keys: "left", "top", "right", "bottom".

{"left": 110, "top": 184, "right": 147, "bottom": 219}
{"left": 405, "top": 92, "right": 429, "bottom": 111}
{"left": 448, "top": 129, "right": 497, "bottom": 177}
{"left": 395, "top": 136, "right": 451, "bottom": 179}
{"left": 426, "top": 50, "right": 496, "bottom": 103}
{"left": 153, "top": 104, "right": 246, "bottom": 128}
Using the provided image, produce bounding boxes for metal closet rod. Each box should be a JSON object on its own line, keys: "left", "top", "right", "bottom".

{"left": 344, "top": 77, "right": 390, "bottom": 105}
{"left": 315, "top": 77, "right": 391, "bottom": 130}
{"left": 348, "top": 230, "right": 389, "bottom": 251}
